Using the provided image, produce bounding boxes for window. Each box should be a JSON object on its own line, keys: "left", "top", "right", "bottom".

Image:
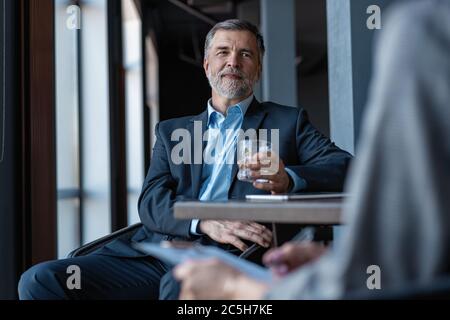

{"left": 145, "top": 34, "right": 160, "bottom": 156}
{"left": 79, "top": 0, "right": 111, "bottom": 244}
{"left": 122, "top": 0, "right": 144, "bottom": 225}
{"left": 55, "top": 0, "right": 149, "bottom": 258}
{"left": 55, "top": 0, "right": 112, "bottom": 257}
{"left": 55, "top": 0, "right": 82, "bottom": 258}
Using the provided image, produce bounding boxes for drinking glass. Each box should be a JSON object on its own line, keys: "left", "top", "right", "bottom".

{"left": 237, "top": 139, "right": 275, "bottom": 183}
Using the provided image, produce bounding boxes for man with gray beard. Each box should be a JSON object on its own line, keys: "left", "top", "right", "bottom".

{"left": 18, "top": 20, "right": 351, "bottom": 300}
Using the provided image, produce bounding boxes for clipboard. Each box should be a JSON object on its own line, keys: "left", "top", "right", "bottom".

{"left": 132, "top": 241, "right": 273, "bottom": 283}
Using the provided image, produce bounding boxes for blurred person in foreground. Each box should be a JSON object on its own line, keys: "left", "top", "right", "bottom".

{"left": 174, "top": 0, "right": 450, "bottom": 299}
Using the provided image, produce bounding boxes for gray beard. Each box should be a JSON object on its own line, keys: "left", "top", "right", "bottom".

{"left": 207, "top": 70, "right": 255, "bottom": 100}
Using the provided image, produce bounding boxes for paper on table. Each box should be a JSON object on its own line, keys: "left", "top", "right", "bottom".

{"left": 133, "top": 242, "right": 273, "bottom": 283}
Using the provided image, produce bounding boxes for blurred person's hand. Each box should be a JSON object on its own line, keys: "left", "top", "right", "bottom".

{"left": 239, "top": 151, "right": 291, "bottom": 194}
{"left": 263, "top": 242, "right": 328, "bottom": 277}
{"left": 199, "top": 220, "right": 272, "bottom": 251}
{"left": 174, "top": 259, "right": 268, "bottom": 300}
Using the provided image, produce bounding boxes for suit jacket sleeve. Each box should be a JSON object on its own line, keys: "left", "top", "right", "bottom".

{"left": 286, "top": 109, "right": 353, "bottom": 191}
{"left": 137, "top": 123, "right": 194, "bottom": 239}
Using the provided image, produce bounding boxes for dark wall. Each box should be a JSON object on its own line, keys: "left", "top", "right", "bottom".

{"left": 159, "top": 50, "right": 211, "bottom": 121}
{"left": 296, "top": 0, "right": 330, "bottom": 137}
{"left": 145, "top": 0, "right": 331, "bottom": 136}
{"left": 145, "top": 0, "right": 222, "bottom": 121}
{"left": 0, "top": 0, "right": 58, "bottom": 299}
{"left": 0, "top": 2, "right": 4, "bottom": 166}
{"left": 0, "top": 0, "right": 23, "bottom": 300}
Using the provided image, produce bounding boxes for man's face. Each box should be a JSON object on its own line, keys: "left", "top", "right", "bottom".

{"left": 204, "top": 30, "right": 261, "bottom": 100}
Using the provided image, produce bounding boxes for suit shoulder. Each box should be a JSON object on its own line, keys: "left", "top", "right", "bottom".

{"left": 259, "top": 101, "right": 307, "bottom": 116}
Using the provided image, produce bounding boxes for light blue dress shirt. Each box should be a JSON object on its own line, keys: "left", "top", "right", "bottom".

{"left": 190, "top": 95, "right": 306, "bottom": 235}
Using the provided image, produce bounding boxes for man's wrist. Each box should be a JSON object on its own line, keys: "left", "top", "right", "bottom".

{"left": 285, "top": 167, "right": 307, "bottom": 193}
{"left": 190, "top": 219, "right": 203, "bottom": 236}
{"left": 287, "top": 174, "right": 294, "bottom": 193}
{"left": 196, "top": 220, "right": 204, "bottom": 234}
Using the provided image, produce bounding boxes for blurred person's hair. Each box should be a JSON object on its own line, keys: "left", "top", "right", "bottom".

{"left": 204, "top": 19, "right": 265, "bottom": 63}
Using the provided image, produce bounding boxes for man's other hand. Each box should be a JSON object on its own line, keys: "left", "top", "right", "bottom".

{"left": 241, "top": 151, "right": 291, "bottom": 194}
{"left": 199, "top": 220, "right": 272, "bottom": 251}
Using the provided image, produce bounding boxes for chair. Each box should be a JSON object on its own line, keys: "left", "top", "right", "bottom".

{"left": 67, "top": 223, "right": 143, "bottom": 258}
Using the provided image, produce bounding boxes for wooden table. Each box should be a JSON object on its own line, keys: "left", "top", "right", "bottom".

{"left": 174, "top": 199, "right": 343, "bottom": 225}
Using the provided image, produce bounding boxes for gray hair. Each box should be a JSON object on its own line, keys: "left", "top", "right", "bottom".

{"left": 204, "top": 19, "right": 265, "bottom": 63}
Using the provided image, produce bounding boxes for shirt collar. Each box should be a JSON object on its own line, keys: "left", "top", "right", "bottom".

{"left": 206, "top": 95, "right": 254, "bottom": 126}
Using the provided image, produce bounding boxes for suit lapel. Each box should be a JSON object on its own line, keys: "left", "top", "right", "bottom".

{"left": 187, "top": 111, "right": 208, "bottom": 199}
{"left": 229, "top": 99, "right": 268, "bottom": 186}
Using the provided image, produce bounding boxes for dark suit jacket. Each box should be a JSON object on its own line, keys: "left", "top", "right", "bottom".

{"left": 99, "top": 99, "right": 352, "bottom": 258}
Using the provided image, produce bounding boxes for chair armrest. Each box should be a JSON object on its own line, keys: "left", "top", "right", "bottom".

{"left": 67, "top": 223, "right": 143, "bottom": 258}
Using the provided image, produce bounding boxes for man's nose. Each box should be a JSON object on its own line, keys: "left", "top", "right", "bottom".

{"left": 226, "top": 53, "right": 240, "bottom": 68}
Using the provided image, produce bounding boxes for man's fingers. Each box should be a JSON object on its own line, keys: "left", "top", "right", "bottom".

{"left": 253, "top": 179, "right": 287, "bottom": 194}
{"left": 250, "top": 171, "right": 279, "bottom": 181}
{"left": 208, "top": 221, "right": 273, "bottom": 249}
{"left": 239, "top": 224, "right": 264, "bottom": 236}
{"left": 237, "top": 222, "right": 266, "bottom": 234}
{"left": 224, "top": 234, "right": 249, "bottom": 252}
{"left": 231, "top": 238, "right": 249, "bottom": 252}
{"left": 248, "top": 224, "right": 273, "bottom": 243}
{"left": 253, "top": 180, "right": 275, "bottom": 191}
{"left": 232, "top": 229, "right": 270, "bottom": 248}
{"left": 248, "top": 222, "right": 267, "bottom": 230}
{"left": 234, "top": 222, "right": 273, "bottom": 244}
{"left": 252, "top": 151, "right": 273, "bottom": 161}
{"left": 245, "top": 162, "right": 262, "bottom": 170}
{"left": 248, "top": 228, "right": 272, "bottom": 243}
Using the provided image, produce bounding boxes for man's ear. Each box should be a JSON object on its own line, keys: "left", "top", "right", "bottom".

{"left": 256, "top": 63, "right": 262, "bottom": 82}
{"left": 203, "top": 58, "right": 209, "bottom": 76}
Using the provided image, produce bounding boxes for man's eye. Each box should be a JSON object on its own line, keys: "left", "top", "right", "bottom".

{"left": 242, "top": 53, "right": 251, "bottom": 57}
{"left": 217, "top": 51, "right": 227, "bottom": 56}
